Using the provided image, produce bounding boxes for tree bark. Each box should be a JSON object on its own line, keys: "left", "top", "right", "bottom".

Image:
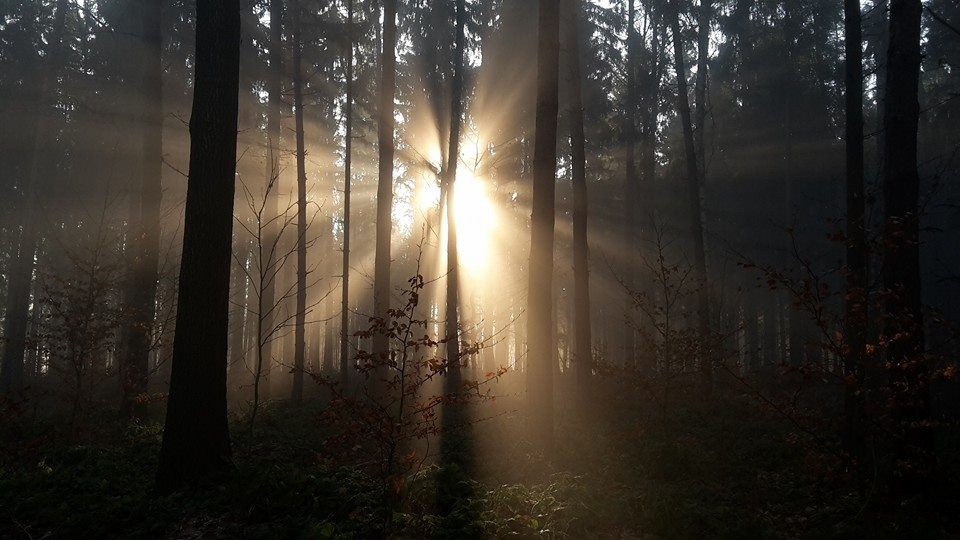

{"left": 564, "top": 0, "right": 592, "bottom": 401}
{"left": 440, "top": 0, "right": 467, "bottom": 471}
{"left": 669, "top": 0, "right": 711, "bottom": 391}
{"left": 444, "top": 0, "right": 466, "bottom": 396}
{"left": 842, "top": 0, "right": 867, "bottom": 475}
{"left": 340, "top": 0, "right": 354, "bottom": 389}
{"left": 155, "top": 0, "right": 240, "bottom": 493}
{"left": 881, "top": 0, "right": 927, "bottom": 498}
{"left": 527, "top": 0, "right": 561, "bottom": 452}
{"left": 373, "top": 0, "right": 398, "bottom": 373}
{"left": 290, "top": 0, "right": 307, "bottom": 404}
{"left": 258, "top": 0, "right": 283, "bottom": 403}
{"left": 622, "top": 0, "right": 639, "bottom": 369}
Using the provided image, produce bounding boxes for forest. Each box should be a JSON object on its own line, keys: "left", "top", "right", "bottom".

{"left": 1, "top": 0, "right": 959, "bottom": 536}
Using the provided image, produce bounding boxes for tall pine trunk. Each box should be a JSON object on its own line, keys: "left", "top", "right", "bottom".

{"left": 155, "top": 0, "right": 240, "bottom": 493}
{"left": 290, "top": 0, "right": 307, "bottom": 403}
{"left": 440, "top": 0, "right": 467, "bottom": 470}
{"left": 443, "top": 0, "right": 466, "bottom": 397}
{"left": 259, "top": 0, "right": 283, "bottom": 403}
{"left": 669, "top": 0, "right": 711, "bottom": 391}
{"left": 881, "top": 0, "right": 927, "bottom": 498}
{"left": 842, "top": 0, "right": 867, "bottom": 475}
{"left": 120, "top": 0, "right": 163, "bottom": 421}
{"left": 339, "top": 0, "right": 355, "bottom": 389}
{"left": 622, "top": 0, "right": 639, "bottom": 369}
{"left": 527, "top": 0, "right": 561, "bottom": 452}
{"left": 564, "top": 0, "right": 592, "bottom": 401}
{"left": 373, "top": 0, "right": 398, "bottom": 373}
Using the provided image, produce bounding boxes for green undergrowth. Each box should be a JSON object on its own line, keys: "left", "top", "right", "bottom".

{"left": 2, "top": 398, "right": 957, "bottom": 538}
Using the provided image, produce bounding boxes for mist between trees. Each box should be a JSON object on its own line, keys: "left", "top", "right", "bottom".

{"left": 2, "top": 0, "right": 960, "bottom": 537}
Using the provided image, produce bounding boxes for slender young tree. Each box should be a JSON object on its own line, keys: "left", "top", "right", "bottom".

{"left": 527, "top": 0, "right": 561, "bottom": 452}
{"left": 339, "top": 0, "right": 355, "bottom": 389}
{"left": 120, "top": 0, "right": 163, "bottom": 421}
{"left": 373, "top": 0, "right": 398, "bottom": 370}
{"left": 635, "top": 1, "right": 664, "bottom": 374}
{"left": 440, "top": 0, "right": 467, "bottom": 468}
{"left": 881, "top": 0, "right": 927, "bottom": 497}
{"left": 260, "top": 0, "right": 283, "bottom": 401}
{"left": 782, "top": 2, "right": 803, "bottom": 369}
{"left": 668, "top": 0, "right": 711, "bottom": 390}
{"left": 290, "top": 0, "right": 308, "bottom": 403}
{"left": 155, "top": 0, "right": 240, "bottom": 493}
{"left": 564, "top": 0, "right": 592, "bottom": 400}
{"left": 443, "top": 0, "right": 466, "bottom": 396}
{"left": 621, "top": 0, "right": 639, "bottom": 368}
{"left": 0, "top": 0, "right": 69, "bottom": 396}
{"left": 842, "top": 0, "right": 867, "bottom": 472}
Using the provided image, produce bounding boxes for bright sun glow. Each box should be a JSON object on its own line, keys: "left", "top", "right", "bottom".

{"left": 452, "top": 168, "right": 496, "bottom": 273}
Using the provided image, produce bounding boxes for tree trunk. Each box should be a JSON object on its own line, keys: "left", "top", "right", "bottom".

{"left": 252, "top": 0, "right": 283, "bottom": 406}
{"left": 527, "top": 0, "right": 561, "bottom": 452}
{"left": 621, "top": 0, "right": 639, "bottom": 370}
{"left": 564, "top": 0, "right": 592, "bottom": 402}
{"left": 373, "top": 0, "right": 398, "bottom": 374}
{"left": 842, "top": 0, "right": 867, "bottom": 476}
{"left": 290, "top": 0, "right": 307, "bottom": 404}
{"left": 637, "top": 7, "right": 663, "bottom": 374}
{"left": 443, "top": 0, "right": 466, "bottom": 396}
{"left": 693, "top": 0, "right": 711, "bottom": 171}
{"left": 120, "top": 0, "right": 163, "bottom": 421}
{"left": 669, "top": 0, "right": 711, "bottom": 391}
{"left": 881, "top": 0, "right": 927, "bottom": 498}
{"left": 0, "top": 0, "right": 68, "bottom": 396}
{"left": 340, "top": 0, "right": 355, "bottom": 390}
{"left": 155, "top": 0, "right": 240, "bottom": 493}
{"left": 440, "top": 0, "right": 467, "bottom": 471}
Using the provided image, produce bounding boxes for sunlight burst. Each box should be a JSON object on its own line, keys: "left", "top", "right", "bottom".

{"left": 451, "top": 168, "right": 496, "bottom": 273}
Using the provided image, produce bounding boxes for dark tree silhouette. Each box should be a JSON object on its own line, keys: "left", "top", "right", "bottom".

{"left": 260, "top": 0, "right": 284, "bottom": 401}
{"left": 443, "top": 0, "right": 466, "bottom": 397}
{"left": 881, "top": 0, "right": 928, "bottom": 498}
{"left": 155, "top": 0, "right": 240, "bottom": 493}
{"left": 439, "top": 0, "right": 468, "bottom": 473}
{"left": 564, "top": 0, "right": 592, "bottom": 400}
{"left": 339, "top": 0, "right": 355, "bottom": 389}
{"left": 527, "top": 0, "right": 561, "bottom": 452}
{"left": 373, "top": 0, "right": 398, "bottom": 374}
{"left": 668, "top": 0, "right": 711, "bottom": 390}
{"left": 842, "top": 0, "right": 867, "bottom": 473}
{"left": 291, "top": 0, "right": 308, "bottom": 403}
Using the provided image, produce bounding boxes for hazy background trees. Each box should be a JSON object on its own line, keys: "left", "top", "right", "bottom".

{"left": 1, "top": 0, "right": 960, "bottom": 528}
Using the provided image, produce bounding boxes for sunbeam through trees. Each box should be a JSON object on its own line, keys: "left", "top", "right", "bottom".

{"left": 2, "top": 0, "right": 960, "bottom": 537}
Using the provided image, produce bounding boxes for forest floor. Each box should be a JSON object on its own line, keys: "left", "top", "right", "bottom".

{"left": 2, "top": 389, "right": 959, "bottom": 538}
